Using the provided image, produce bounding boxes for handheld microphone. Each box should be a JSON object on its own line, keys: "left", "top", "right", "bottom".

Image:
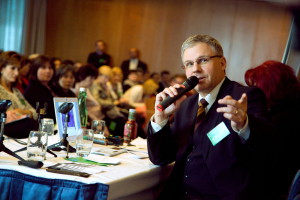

{"left": 156, "top": 76, "right": 198, "bottom": 112}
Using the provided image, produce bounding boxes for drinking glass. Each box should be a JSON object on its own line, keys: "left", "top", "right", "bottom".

{"left": 41, "top": 118, "right": 55, "bottom": 145}
{"left": 41, "top": 118, "right": 54, "bottom": 135}
{"left": 76, "top": 129, "right": 94, "bottom": 157}
{"left": 91, "top": 120, "right": 106, "bottom": 139}
{"left": 27, "top": 131, "right": 48, "bottom": 161}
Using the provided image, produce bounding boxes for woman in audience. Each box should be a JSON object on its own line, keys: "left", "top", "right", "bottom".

{"left": 52, "top": 65, "right": 76, "bottom": 97}
{"left": 245, "top": 60, "right": 300, "bottom": 199}
{"left": 107, "top": 67, "right": 124, "bottom": 102}
{"left": 72, "top": 64, "right": 105, "bottom": 122}
{"left": 24, "top": 55, "right": 56, "bottom": 121}
{"left": 0, "top": 51, "right": 37, "bottom": 122}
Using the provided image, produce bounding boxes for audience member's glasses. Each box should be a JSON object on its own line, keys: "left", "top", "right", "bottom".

{"left": 182, "top": 55, "right": 222, "bottom": 69}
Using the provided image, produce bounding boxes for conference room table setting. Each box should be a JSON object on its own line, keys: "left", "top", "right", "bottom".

{"left": 0, "top": 134, "right": 173, "bottom": 200}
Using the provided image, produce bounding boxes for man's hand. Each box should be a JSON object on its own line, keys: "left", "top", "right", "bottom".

{"left": 217, "top": 93, "right": 248, "bottom": 131}
{"left": 154, "top": 84, "right": 187, "bottom": 124}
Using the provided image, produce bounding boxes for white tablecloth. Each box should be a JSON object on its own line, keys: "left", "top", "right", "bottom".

{"left": 0, "top": 136, "right": 173, "bottom": 200}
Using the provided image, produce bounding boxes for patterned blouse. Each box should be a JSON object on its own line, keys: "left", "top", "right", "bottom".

{"left": 0, "top": 85, "right": 37, "bottom": 119}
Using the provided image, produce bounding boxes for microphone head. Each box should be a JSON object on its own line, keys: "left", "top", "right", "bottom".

{"left": 0, "top": 100, "right": 12, "bottom": 113}
{"left": 58, "top": 102, "right": 73, "bottom": 114}
{"left": 184, "top": 76, "right": 199, "bottom": 88}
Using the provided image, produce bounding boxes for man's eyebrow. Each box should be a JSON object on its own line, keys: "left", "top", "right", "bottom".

{"left": 184, "top": 55, "right": 207, "bottom": 63}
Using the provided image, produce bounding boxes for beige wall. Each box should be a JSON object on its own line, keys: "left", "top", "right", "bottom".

{"left": 45, "top": 0, "right": 291, "bottom": 84}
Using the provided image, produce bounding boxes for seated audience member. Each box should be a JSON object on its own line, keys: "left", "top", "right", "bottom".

{"left": 91, "top": 66, "right": 127, "bottom": 136}
{"left": 61, "top": 59, "right": 74, "bottom": 66}
{"left": 107, "top": 67, "right": 124, "bottom": 102}
{"left": 0, "top": 51, "right": 37, "bottom": 122}
{"left": 72, "top": 64, "right": 105, "bottom": 122}
{"left": 120, "top": 48, "right": 148, "bottom": 80}
{"left": 150, "top": 72, "right": 160, "bottom": 84}
{"left": 16, "top": 56, "right": 31, "bottom": 93}
{"left": 123, "top": 70, "right": 139, "bottom": 92}
{"left": 50, "top": 57, "right": 62, "bottom": 70}
{"left": 24, "top": 55, "right": 56, "bottom": 121}
{"left": 87, "top": 40, "right": 112, "bottom": 68}
{"left": 143, "top": 76, "right": 159, "bottom": 98}
{"left": 245, "top": 60, "right": 300, "bottom": 199}
{"left": 91, "top": 66, "right": 125, "bottom": 119}
{"left": 52, "top": 65, "right": 76, "bottom": 97}
{"left": 157, "top": 70, "right": 171, "bottom": 92}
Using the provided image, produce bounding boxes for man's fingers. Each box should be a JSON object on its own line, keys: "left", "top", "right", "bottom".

{"left": 218, "top": 98, "right": 238, "bottom": 107}
{"left": 238, "top": 93, "right": 247, "bottom": 104}
{"left": 217, "top": 106, "right": 237, "bottom": 114}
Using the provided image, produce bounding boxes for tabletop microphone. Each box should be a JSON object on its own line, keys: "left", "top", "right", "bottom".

{"left": 58, "top": 102, "right": 73, "bottom": 114}
{"left": 156, "top": 76, "right": 199, "bottom": 112}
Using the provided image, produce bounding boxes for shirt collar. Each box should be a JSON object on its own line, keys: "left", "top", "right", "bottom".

{"left": 198, "top": 77, "right": 225, "bottom": 111}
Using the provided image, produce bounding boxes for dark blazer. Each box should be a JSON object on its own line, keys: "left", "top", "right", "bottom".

{"left": 120, "top": 59, "right": 148, "bottom": 80}
{"left": 24, "top": 80, "right": 56, "bottom": 122}
{"left": 147, "top": 77, "right": 277, "bottom": 200}
{"left": 87, "top": 52, "right": 112, "bottom": 68}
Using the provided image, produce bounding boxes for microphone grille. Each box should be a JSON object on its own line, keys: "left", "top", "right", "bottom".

{"left": 186, "top": 76, "right": 198, "bottom": 87}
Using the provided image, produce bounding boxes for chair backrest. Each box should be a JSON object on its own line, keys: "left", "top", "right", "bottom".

{"left": 288, "top": 169, "right": 300, "bottom": 200}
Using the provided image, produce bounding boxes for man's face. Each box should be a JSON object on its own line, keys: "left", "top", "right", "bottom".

{"left": 96, "top": 42, "right": 106, "bottom": 52}
{"left": 182, "top": 42, "right": 226, "bottom": 96}
{"left": 129, "top": 48, "right": 138, "bottom": 59}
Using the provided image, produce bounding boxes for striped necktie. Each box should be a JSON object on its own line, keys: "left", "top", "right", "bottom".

{"left": 194, "top": 98, "right": 209, "bottom": 132}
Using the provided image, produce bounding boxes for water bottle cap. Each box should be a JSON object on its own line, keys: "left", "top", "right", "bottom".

{"left": 129, "top": 109, "right": 136, "bottom": 113}
{"left": 79, "top": 87, "right": 86, "bottom": 92}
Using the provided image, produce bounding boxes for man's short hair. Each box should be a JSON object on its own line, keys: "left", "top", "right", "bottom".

{"left": 181, "top": 35, "right": 223, "bottom": 58}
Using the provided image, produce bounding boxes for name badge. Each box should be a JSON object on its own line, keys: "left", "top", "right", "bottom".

{"left": 207, "top": 122, "right": 230, "bottom": 146}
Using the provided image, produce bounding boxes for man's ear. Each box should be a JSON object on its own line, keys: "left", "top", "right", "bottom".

{"left": 220, "top": 57, "right": 227, "bottom": 72}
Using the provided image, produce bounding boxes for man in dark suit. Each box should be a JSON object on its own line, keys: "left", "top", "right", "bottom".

{"left": 120, "top": 48, "right": 148, "bottom": 80}
{"left": 147, "top": 35, "right": 277, "bottom": 200}
{"left": 87, "top": 40, "right": 112, "bottom": 68}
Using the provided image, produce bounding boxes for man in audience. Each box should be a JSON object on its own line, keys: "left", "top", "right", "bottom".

{"left": 147, "top": 34, "right": 277, "bottom": 200}
{"left": 120, "top": 48, "right": 148, "bottom": 80}
{"left": 157, "top": 70, "right": 171, "bottom": 92}
{"left": 87, "top": 40, "right": 112, "bottom": 68}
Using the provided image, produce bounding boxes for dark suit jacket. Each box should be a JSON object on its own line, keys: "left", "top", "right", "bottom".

{"left": 87, "top": 52, "right": 112, "bottom": 68}
{"left": 148, "top": 78, "right": 277, "bottom": 200}
{"left": 120, "top": 59, "right": 148, "bottom": 80}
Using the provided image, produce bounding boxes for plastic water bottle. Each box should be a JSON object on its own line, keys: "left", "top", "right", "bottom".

{"left": 123, "top": 109, "right": 138, "bottom": 144}
{"left": 78, "top": 87, "right": 88, "bottom": 128}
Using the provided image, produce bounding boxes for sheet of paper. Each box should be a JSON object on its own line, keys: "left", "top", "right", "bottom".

{"left": 85, "top": 154, "right": 120, "bottom": 165}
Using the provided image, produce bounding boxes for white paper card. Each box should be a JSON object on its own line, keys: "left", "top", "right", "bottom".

{"left": 207, "top": 122, "right": 230, "bottom": 146}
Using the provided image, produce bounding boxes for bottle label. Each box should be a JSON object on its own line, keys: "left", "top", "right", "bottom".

{"left": 124, "top": 124, "right": 133, "bottom": 143}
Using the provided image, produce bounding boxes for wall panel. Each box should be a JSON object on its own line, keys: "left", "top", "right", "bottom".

{"left": 45, "top": 0, "right": 291, "bottom": 83}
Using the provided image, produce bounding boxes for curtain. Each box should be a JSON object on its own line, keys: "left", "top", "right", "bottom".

{"left": 0, "top": 0, "right": 26, "bottom": 52}
{"left": 21, "top": 0, "right": 46, "bottom": 56}
{"left": 0, "top": 0, "right": 46, "bottom": 55}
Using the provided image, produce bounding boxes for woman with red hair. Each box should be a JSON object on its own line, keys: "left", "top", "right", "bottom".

{"left": 245, "top": 60, "right": 300, "bottom": 199}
